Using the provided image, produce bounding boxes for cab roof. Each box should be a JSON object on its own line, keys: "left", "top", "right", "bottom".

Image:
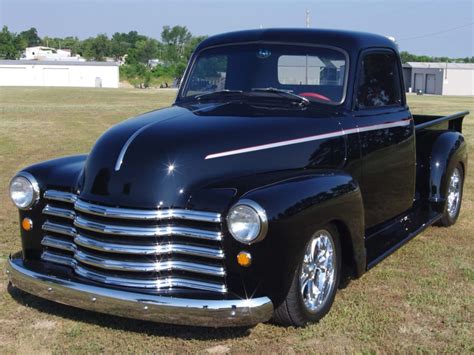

{"left": 196, "top": 28, "right": 398, "bottom": 54}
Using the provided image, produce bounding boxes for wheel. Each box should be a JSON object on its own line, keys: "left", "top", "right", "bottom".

{"left": 273, "top": 225, "right": 341, "bottom": 327}
{"left": 437, "top": 163, "right": 464, "bottom": 227}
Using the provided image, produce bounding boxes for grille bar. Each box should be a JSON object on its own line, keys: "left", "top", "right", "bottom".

{"left": 75, "top": 199, "right": 221, "bottom": 223}
{"left": 74, "top": 234, "right": 224, "bottom": 259}
{"left": 74, "top": 264, "right": 227, "bottom": 293}
{"left": 42, "top": 235, "right": 75, "bottom": 252}
{"left": 42, "top": 233, "right": 225, "bottom": 260}
{"left": 42, "top": 221, "right": 76, "bottom": 237}
{"left": 42, "top": 250, "right": 75, "bottom": 267}
{"left": 75, "top": 250, "right": 226, "bottom": 276}
{"left": 74, "top": 216, "right": 222, "bottom": 241}
{"left": 44, "top": 190, "right": 77, "bottom": 203}
{"left": 43, "top": 205, "right": 76, "bottom": 220}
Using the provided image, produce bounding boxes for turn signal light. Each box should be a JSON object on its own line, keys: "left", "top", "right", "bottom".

{"left": 237, "top": 251, "right": 252, "bottom": 267}
{"left": 22, "top": 218, "right": 33, "bottom": 231}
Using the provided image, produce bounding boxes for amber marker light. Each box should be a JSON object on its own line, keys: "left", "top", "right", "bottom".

{"left": 22, "top": 218, "right": 33, "bottom": 231}
{"left": 237, "top": 251, "right": 252, "bottom": 267}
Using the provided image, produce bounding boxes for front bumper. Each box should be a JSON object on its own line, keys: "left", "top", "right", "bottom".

{"left": 6, "top": 255, "right": 273, "bottom": 327}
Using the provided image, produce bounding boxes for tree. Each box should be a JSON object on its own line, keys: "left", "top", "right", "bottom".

{"left": 135, "top": 38, "right": 159, "bottom": 63}
{"left": 161, "top": 25, "right": 192, "bottom": 47}
{"left": 0, "top": 26, "right": 24, "bottom": 59}
{"left": 19, "top": 27, "right": 41, "bottom": 47}
{"left": 82, "top": 34, "right": 111, "bottom": 61}
{"left": 110, "top": 32, "right": 131, "bottom": 60}
{"left": 124, "top": 30, "right": 147, "bottom": 47}
{"left": 161, "top": 25, "right": 192, "bottom": 63}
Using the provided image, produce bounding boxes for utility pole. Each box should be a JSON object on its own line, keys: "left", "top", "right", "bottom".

{"left": 305, "top": 9, "right": 310, "bottom": 28}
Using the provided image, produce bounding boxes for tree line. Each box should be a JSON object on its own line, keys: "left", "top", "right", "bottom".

{"left": 0, "top": 26, "right": 206, "bottom": 87}
{"left": 0, "top": 26, "right": 472, "bottom": 87}
{"left": 399, "top": 51, "right": 473, "bottom": 65}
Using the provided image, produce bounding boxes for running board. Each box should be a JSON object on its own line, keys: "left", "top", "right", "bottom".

{"left": 365, "top": 207, "right": 441, "bottom": 269}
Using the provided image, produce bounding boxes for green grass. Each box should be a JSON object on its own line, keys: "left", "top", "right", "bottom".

{"left": 0, "top": 87, "right": 473, "bottom": 353}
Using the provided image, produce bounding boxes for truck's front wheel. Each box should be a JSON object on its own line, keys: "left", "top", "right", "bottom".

{"left": 273, "top": 225, "right": 341, "bottom": 326}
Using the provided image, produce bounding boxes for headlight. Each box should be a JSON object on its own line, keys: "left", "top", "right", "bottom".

{"left": 226, "top": 199, "right": 268, "bottom": 244}
{"left": 9, "top": 172, "right": 40, "bottom": 210}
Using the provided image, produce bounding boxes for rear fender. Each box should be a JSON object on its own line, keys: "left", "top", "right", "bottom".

{"left": 417, "top": 130, "right": 467, "bottom": 212}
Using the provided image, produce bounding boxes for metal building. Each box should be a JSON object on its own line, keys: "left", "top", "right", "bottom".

{"left": 0, "top": 60, "right": 119, "bottom": 88}
{"left": 402, "top": 62, "right": 474, "bottom": 96}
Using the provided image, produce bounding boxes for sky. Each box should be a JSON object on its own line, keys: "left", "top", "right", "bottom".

{"left": 1, "top": 0, "right": 473, "bottom": 57}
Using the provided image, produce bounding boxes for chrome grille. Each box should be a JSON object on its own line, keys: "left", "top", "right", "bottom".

{"left": 40, "top": 190, "right": 227, "bottom": 293}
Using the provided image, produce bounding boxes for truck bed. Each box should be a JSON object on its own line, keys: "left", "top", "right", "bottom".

{"left": 414, "top": 111, "right": 469, "bottom": 132}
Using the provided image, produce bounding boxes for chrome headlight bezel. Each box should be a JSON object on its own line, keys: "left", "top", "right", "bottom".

{"left": 9, "top": 172, "right": 40, "bottom": 210}
{"left": 226, "top": 199, "right": 268, "bottom": 245}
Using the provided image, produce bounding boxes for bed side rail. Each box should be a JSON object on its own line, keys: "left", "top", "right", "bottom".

{"left": 414, "top": 111, "right": 469, "bottom": 132}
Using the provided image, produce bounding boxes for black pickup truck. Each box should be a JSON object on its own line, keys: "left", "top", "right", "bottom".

{"left": 7, "top": 29, "right": 469, "bottom": 327}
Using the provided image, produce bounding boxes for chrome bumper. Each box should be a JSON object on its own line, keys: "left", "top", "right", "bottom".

{"left": 6, "top": 256, "right": 273, "bottom": 327}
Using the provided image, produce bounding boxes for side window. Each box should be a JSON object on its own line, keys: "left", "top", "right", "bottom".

{"left": 356, "top": 52, "right": 402, "bottom": 108}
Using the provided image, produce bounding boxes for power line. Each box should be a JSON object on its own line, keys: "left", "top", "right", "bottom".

{"left": 398, "top": 22, "right": 474, "bottom": 41}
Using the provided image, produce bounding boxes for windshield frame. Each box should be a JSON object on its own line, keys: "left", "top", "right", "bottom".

{"left": 176, "top": 41, "right": 350, "bottom": 106}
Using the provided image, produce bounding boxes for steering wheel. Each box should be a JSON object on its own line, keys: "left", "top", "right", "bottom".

{"left": 298, "top": 92, "right": 332, "bottom": 102}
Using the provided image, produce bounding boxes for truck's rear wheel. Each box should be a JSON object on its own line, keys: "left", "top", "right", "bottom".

{"left": 273, "top": 225, "right": 341, "bottom": 326}
{"left": 438, "top": 163, "right": 464, "bottom": 227}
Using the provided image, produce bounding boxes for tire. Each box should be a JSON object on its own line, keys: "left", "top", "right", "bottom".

{"left": 437, "top": 163, "right": 464, "bottom": 227}
{"left": 272, "top": 224, "right": 341, "bottom": 327}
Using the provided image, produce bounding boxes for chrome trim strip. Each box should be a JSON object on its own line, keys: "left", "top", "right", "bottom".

{"left": 114, "top": 122, "right": 157, "bottom": 172}
{"left": 74, "top": 234, "right": 225, "bottom": 259}
{"left": 42, "top": 235, "right": 75, "bottom": 252}
{"left": 43, "top": 205, "right": 76, "bottom": 220}
{"left": 205, "top": 119, "right": 412, "bottom": 160}
{"left": 44, "top": 190, "right": 77, "bottom": 204}
{"left": 75, "top": 199, "right": 221, "bottom": 223}
{"left": 42, "top": 221, "right": 77, "bottom": 237}
{"left": 74, "top": 250, "right": 226, "bottom": 276}
{"left": 41, "top": 250, "right": 75, "bottom": 267}
{"left": 42, "top": 234, "right": 225, "bottom": 260}
{"left": 74, "top": 264, "right": 227, "bottom": 293}
{"left": 8, "top": 256, "right": 273, "bottom": 326}
{"left": 74, "top": 216, "right": 222, "bottom": 241}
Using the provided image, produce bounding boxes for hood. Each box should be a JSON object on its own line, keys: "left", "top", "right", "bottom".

{"left": 79, "top": 102, "right": 345, "bottom": 209}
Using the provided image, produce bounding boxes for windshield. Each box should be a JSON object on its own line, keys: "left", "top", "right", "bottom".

{"left": 180, "top": 43, "right": 348, "bottom": 105}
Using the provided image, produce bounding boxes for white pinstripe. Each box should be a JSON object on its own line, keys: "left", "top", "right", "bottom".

{"left": 205, "top": 119, "right": 412, "bottom": 160}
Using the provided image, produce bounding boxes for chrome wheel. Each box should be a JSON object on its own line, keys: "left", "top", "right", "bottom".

{"left": 447, "top": 167, "right": 462, "bottom": 219}
{"left": 299, "top": 230, "right": 336, "bottom": 313}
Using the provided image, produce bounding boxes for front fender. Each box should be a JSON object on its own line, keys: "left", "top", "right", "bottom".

{"left": 12, "top": 155, "right": 87, "bottom": 259}
{"left": 219, "top": 171, "right": 365, "bottom": 305}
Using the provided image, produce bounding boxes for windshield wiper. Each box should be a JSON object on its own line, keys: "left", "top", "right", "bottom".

{"left": 195, "top": 89, "right": 243, "bottom": 101}
{"left": 250, "top": 87, "right": 309, "bottom": 106}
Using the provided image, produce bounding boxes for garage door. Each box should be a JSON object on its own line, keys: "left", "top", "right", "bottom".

{"left": 425, "top": 74, "right": 436, "bottom": 94}
{"left": 414, "top": 73, "right": 424, "bottom": 92}
{"left": 43, "top": 68, "right": 70, "bottom": 86}
{"left": 0, "top": 67, "right": 28, "bottom": 85}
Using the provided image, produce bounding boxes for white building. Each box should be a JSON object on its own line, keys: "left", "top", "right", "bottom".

{"left": 21, "top": 46, "right": 84, "bottom": 62}
{"left": 403, "top": 62, "right": 474, "bottom": 96}
{"left": 0, "top": 60, "right": 119, "bottom": 88}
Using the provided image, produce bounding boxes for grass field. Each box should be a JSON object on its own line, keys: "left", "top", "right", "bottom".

{"left": 0, "top": 87, "right": 473, "bottom": 353}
